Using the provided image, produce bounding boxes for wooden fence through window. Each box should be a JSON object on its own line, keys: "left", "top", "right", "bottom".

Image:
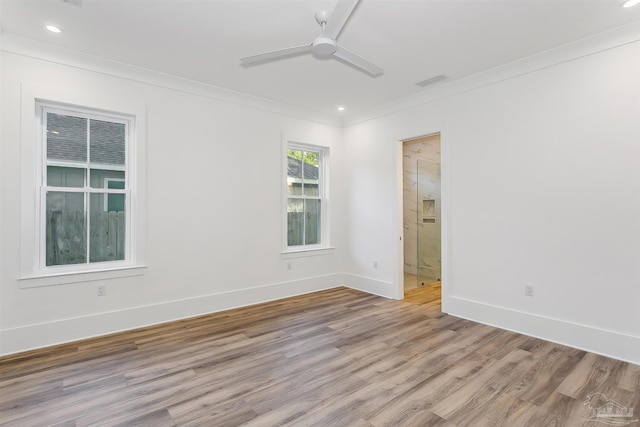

{"left": 46, "top": 211, "right": 125, "bottom": 266}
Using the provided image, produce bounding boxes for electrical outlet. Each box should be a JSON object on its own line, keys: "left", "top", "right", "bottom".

{"left": 97, "top": 285, "right": 107, "bottom": 296}
{"left": 524, "top": 285, "right": 534, "bottom": 297}
{"left": 373, "top": 261, "right": 378, "bottom": 269}
{"left": 287, "top": 262, "right": 292, "bottom": 271}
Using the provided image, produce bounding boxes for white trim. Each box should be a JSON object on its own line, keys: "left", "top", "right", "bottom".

{"left": 3, "top": 20, "right": 637, "bottom": 130}
{"left": 395, "top": 140, "right": 404, "bottom": 301}
{"left": 1, "top": 34, "right": 343, "bottom": 128}
{"left": 446, "top": 296, "right": 640, "bottom": 365}
{"left": 46, "top": 160, "right": 126, "bottom": 173}
{"left": 5, "top": 273, "right": 637, "bottom": 364}
{"left": 343, "top": 20, "right": 640, "bottom": 127}
{"left": 1, "top": 273, "right": 342, "bottom": 356}
{"left": 91, "top": 163, "right": 125, "bottom": 172}
{"left": 280, "top": 247, "right": 335, "bottom": 259}
{"left": 286, "top": 177, "right": 319, "bottom": 185}
{"left": 48, "top": 160, "right": 91, "bottom": 169}
{"left": 42, "top": 102, "right": 132, "bottom": 124}
{"left": 35, "top": 187, "right": 126, "bottom": 194}
{"left": 342, "top": 270, "right": 640, "bottom": 364}
{"left": 18, "top": 265, "right": 147, "bottom": 288}
{"left": 103, "top": 178, "right": 126, "bottom": 212}
{"left": 342, "top": 273, "right": 396, "bottom": 299}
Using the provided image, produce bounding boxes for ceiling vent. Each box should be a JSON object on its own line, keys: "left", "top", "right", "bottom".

{"left": 416, "top": 74, "right": 447, "bottom": 88}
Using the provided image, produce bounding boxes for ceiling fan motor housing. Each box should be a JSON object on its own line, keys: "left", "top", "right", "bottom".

{"left": 312, "top": 37, "right": 337, "bottom": 56}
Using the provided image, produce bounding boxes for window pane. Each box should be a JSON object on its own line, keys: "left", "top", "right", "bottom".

{"left": 287, "top": 199, "right": 304, "bottom": 246}
{"left": 89, "top": 170, "right": 125, "bottom": 189}
{"left": 47, "top": 113, "right": 87, "bottom": 163}
{"left": 107, "top": 180, "right": 125, "bottom": 190}
{"left": 46, "top": 113, "right": 87, "bottom": 188}
{"left": 302, "top": 151, "right": 319, "bottom": 196}
{"left": 305, "top": 199, "right": 321, "bottom": 245}
{"left": 47, "top": 166, "right": 85, "bottom": 188}
{"left": 90, "top": 119, "right": 125, "bottom": 165}
{"left": 303, "top": 181, "right": 319, "bottom": 197}
{"left": 303, "top": 151, "right": 319, "bottom": 167}
{"left": 106, "top": 194, "right": 125, "bottom": 212}
{"left": 46, "top": 192, "right": 86, "bottom": 266}
{"left": 106, "top": 180, "right": 125, "bottom": 212}
{"left": 90, "top": 119, "right": 126, "bottom": 188}
{"left": 90, "top": 193, "right": 126, "bottom": 263}
{"left": 287, "top": 150, "right": 303, "bottom": 196}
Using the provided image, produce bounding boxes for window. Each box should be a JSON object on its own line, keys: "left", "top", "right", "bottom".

{"left": 38, "top": 102, "right": 133, "bottom": 270}
{"left": 286, "top": 143, "right": 327, "bottom": 249}
{"left": 104, "top": 178, "right": 125, "bottom": 212}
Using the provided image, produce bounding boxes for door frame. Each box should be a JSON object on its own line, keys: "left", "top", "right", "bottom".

{"left": 395, "top": 129, "right": 450, "bottom": 313}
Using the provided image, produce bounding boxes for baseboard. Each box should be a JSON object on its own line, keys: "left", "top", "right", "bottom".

{"left": 5, "top": 277, "right": 636, "bottom": 365}
{"left": 342, "top": 273, "right": 398, "bottom": 299}
{"left": 446, "top": 296, "right": 640, "bottom": 365}
{"left": 0, "top": 274, "right": 342, "bottom": 356}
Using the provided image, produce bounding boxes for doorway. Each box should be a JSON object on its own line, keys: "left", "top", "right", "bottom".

{"left": 402, "top": 134, "right": 442, "bottom": 295}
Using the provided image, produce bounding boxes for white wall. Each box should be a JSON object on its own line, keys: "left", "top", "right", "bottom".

{"left": 0, "top": 40, "right": 346, "bottom": 355}
{"left": 343, "top": 28, "right": 640, "bottom": 364}
{"left": 0, "top": 16, "right": 4, "bottom": 354}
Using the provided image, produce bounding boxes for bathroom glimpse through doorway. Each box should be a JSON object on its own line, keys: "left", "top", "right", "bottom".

{"left": 402, "top": 134, "right": 442, "bottom": 296}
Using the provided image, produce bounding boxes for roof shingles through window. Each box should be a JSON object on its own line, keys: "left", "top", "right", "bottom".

{"left": 47, "top": 113, "right": 125, "bottom": 165}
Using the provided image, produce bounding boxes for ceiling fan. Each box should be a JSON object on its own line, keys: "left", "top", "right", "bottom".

{"left": 240, "top": 0, "right": 383, "bottom": 76}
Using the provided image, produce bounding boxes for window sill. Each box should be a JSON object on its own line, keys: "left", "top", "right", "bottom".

{"left": 281, "top": 247, "right": 335, "bottom": 259}
{"left": 18, "top": 265, "right": 147, "bottom": 289}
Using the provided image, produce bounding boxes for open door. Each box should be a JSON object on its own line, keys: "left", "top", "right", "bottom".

{"left": 402, "top": 134, "right": 441, "bottom": 297}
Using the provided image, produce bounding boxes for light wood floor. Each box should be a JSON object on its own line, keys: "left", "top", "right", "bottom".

{"left": 403, "top": 273, "right": 439, "bottom": 291}
{"left": 1, "top": 286, "right": 638, "bottom": 426}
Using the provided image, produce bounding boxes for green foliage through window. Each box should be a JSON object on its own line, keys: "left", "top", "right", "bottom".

{"left": 287, "top": 149, "right": 318, "bottom": 167}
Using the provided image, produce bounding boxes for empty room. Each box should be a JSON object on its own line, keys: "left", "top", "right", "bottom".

{"left": 1, "top": 0, "right": 639, "bottom": 425}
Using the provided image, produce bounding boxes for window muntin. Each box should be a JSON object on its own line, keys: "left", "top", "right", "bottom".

{"left": 40, "top": 104, "right": 131, "bottom": 269}
{"left": 286, "top": 146, "right": 324, "bottom": 248}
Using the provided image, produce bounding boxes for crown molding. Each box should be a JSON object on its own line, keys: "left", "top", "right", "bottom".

{"left": 4, "top": 18, "right": 639, "bottom": 131}
{"left": 0, "top": 33, "right": 343, "bottom": 128}
{"left": 343, "top": 19, "right": 640, "bottom": 127}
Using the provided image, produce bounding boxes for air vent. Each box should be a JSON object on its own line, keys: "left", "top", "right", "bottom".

{"left": 416, "top": 74, "right": 447, "bottom": 88}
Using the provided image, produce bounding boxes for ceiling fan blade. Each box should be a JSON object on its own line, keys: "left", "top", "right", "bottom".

{"left": 334, "top": 46, "right": 383, "bottom": 76}
{"left": 240, "top": 44, "right": 312, "bottom": 65}
{"left": 324, "top": 0, "right": 359, "bottom": 40}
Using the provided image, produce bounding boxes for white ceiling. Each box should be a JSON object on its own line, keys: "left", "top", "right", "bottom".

{"left": 2, "top": 0, "right": 640, "bottom": 118}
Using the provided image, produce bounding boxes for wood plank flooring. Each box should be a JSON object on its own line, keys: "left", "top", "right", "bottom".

{"left": 0, "top": 285, "right": 638, "bottom": 426}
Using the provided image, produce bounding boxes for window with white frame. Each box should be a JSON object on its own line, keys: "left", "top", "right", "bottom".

{"left": 38, "top": 102, "right": 133, "bottom": 270}
{"left": 286, "top": 143, "right": 327, "bottom": 248}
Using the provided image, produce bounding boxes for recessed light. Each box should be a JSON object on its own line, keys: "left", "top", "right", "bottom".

{"left": 46, "top": 25, "right": 63, "bottom": 33}
{"left": 337, "top": 106, "right": 345, "bottom": 112}
{"left": 622, "top": 0, "right": 640, "bottom": 7}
